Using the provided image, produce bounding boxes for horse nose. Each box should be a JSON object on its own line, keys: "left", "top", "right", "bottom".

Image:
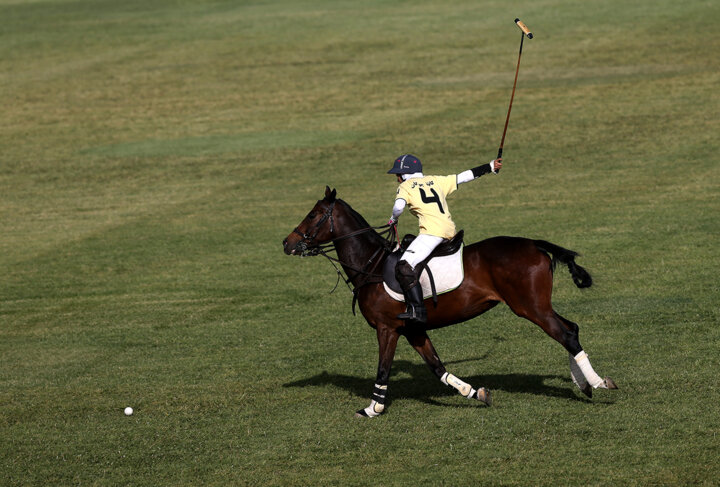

{"left": 282, "top": 237, "right": 291, "bottom": 254}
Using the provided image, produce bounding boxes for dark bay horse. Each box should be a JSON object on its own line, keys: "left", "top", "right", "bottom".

{"left": 283, "top": 187, "right": 617, "bottom": 417}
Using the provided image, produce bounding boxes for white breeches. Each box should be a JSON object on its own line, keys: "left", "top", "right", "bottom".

{"left": 400, "top": 234, "right": 445, "bottom": 269}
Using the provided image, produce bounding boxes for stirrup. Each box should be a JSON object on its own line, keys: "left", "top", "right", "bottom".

{"left": 397, "top": 304, "right": 427, "bottom": 324}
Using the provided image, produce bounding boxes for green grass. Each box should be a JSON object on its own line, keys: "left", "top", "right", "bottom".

{"left": 1, "top": 0, "right": 719, "bottom": 485}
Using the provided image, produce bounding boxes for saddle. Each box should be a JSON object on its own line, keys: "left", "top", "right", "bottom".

{"left": 383, "top": 230, "right": 465, "bottom": 304}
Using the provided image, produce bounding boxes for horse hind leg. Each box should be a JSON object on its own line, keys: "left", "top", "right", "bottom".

{"left": 501, "top": 254, "right": 617, "bottom": 397}
{"left": 556, "top": 314, "right": 618, "bottom": 394}
{"left": 551, "top": 314, "right": 593, "bottom": 397}
{"left": 405, "top": 331, "right": 491, "bottom": 406}
{"left": 514, "top": 305, "right": 617, "bottom": 397}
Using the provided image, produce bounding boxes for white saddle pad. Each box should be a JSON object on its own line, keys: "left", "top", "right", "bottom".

{"left": 383, "top": 244, "right": 464, "bottom": 302}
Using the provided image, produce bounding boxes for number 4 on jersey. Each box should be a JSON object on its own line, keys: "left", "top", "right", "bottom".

{"left": 419, "top": 188, "right": 445, "bottom": 214}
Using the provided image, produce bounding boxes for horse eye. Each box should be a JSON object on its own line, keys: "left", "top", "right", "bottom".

{"left": 308, "top": 212, "right": 317, "bottom": 219}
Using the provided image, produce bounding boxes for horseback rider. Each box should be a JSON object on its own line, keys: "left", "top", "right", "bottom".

{"left": 388, "top": 154, "right": 503, "bottom": 324}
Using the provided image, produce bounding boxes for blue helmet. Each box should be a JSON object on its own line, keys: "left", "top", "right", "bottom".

{"left": 388, "top": 154, "right": 422, "bottom": 175}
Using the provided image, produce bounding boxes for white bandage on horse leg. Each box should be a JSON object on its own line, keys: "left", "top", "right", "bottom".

{"left": 362, "top": 400, "right": 384, "bottom": 417}
{"left": 362, "top": 384, "right": 388, "bottom": 417}
{"left": 574, "top": 351, "right": 605, "bottom": 388}
{"left": 441, "top": 372, "right": 476, "bottom": 398}
{"left": 569, "top": 352, "right": 590, "bottom": 390}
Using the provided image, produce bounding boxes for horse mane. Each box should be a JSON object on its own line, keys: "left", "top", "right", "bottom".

{"left": 337, "top": 199, "right": 371, "bottom": 228}
{"left": 337, "top": 198, "right": 388, "bottom": 246}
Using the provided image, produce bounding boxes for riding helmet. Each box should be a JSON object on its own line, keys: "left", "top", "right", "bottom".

{"left": 387, "top": 154, "right": 422, "bottom": 174}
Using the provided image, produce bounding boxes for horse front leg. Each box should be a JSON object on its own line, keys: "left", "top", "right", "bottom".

{"left": 355, "top": 325, "right": 400, "bottom": 418}
{"left": 405, "top": 330, "right": 492, "bottom": 406}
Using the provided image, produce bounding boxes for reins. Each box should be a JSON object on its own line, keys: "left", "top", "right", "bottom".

{"left": 291, "top": 197, "right": 398, "bottom": 314}
{"left": 299, "top": 222, "right": 395, "bottom": 316}
{"left": 309, "top": 224, "right": 396, "bottom": 296}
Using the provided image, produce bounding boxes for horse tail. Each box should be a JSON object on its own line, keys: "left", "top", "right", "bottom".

{"left": 533, "top": 240, "right": 593, "bottom": 289}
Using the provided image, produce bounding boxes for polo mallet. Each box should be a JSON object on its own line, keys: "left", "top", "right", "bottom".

{"left": 497, "top": 18, "right": 533, "bottom": 162}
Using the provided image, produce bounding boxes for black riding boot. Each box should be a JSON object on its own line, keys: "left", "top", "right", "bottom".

{"left": 398, "top": 282, "right": 427, "bottom": 324}
{"left": 396, "top": 261, "right": 427, "bottom": 324}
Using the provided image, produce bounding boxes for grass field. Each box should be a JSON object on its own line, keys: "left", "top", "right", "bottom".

{"left": 1, "top": 0, "right": 719, "bottom": 485}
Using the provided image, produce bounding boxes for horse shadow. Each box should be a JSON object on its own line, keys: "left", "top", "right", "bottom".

{"left": 283, "top": 358, "right": 594, "bottom": 408}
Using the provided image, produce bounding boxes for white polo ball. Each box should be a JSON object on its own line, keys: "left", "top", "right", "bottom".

{"left": 124, "top": 407, "right": 134, "bottom": 416}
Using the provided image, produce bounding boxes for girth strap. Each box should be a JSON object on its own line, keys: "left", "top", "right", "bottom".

{"left": 414, "top": 262, "right": 439, "bottom": 309}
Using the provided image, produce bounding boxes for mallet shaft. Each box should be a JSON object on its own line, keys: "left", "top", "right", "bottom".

{"left": 497, "top": 18, "right": 533, "bottom": 161}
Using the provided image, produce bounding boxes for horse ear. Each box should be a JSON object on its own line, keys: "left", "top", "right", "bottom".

{"left": 324, "top": 186, "right": 337, "bottom": 201}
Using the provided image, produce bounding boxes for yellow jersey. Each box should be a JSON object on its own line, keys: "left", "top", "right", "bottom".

{"left": 396, "top": 175, "right": 457, "bottom": 239}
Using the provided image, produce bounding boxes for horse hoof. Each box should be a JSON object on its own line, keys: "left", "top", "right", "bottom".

{"left": 477, "top": 388, "right": 492, "bottom": 406}
{"left": 355, "top": 409, "right": 369, "bottom": 418}
{"left": 604, "top": 377, "right": 618, "bottom": 390}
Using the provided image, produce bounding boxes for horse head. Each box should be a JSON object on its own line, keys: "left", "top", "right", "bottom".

{"left": 283, "top": 186, "right": 338, "bottom": 256}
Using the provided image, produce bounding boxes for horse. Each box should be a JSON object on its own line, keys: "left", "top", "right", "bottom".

{"left": 283, "top": 186, "right": 617, "bottom": 417}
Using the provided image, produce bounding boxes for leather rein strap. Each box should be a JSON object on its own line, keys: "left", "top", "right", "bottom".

{"left": 295, "top": 208, "right": 396, "bottom": 314}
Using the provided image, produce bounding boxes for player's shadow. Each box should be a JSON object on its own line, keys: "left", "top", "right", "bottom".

{"left": 283, "top": 358, "right": 594, "bottom": 407}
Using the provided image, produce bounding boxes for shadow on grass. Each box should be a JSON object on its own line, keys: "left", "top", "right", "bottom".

{"left": 283, "top": 359, "right": 594, "bottom": 407}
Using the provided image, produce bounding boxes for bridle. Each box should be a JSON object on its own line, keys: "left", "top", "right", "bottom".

{"left": 292, "top": 199, "right": 394, "bottom": 257}
{"left": 291, "top": 200, "right": 337, "bottom": 255}
{"left": 291, "top": 199, "right": 397, "bottom": 311}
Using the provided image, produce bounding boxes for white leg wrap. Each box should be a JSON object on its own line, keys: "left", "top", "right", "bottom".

{"left": 362, "top": 383, "right": 387, "bottom": 417}
{"left": 362, "top": 400, "right": 384, "bottom": 417}
{"left": 441, "top": 372, "right": 476, "bottom": 398}
{"left": 569, "top": 352, "right": 590, "bottom": 390}
{"left": 574, "top": 351, "right": 605, "bottom": 388}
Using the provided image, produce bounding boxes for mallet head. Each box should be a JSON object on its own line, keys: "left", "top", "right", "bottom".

{"left": 514, "top": 18, "right": 533, "bottom": 39}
